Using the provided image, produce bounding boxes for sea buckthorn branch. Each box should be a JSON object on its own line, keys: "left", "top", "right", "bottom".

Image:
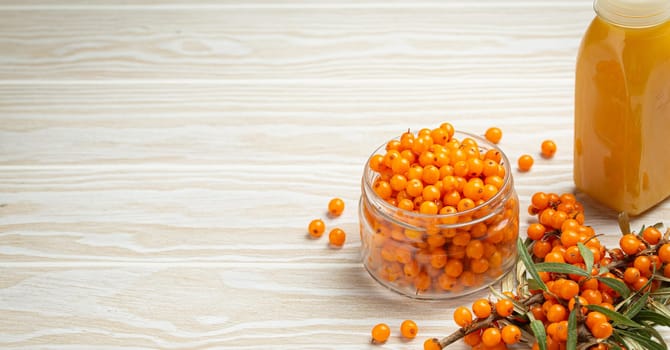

{"left": 425, "top": 192, "right": 670, "bottom": 350}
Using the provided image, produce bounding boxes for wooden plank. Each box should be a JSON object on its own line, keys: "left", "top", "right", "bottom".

{"left": 0, "top": 82, "right": 574, "bottom": 165}
{"left": 2, "top": 165, "right": 668, "bottom": 263}
{"left": 0, "top": 265, "right": 466, "bottom": 349}
{"left": 0, "top": 6, "right": 593, "bottom": 80}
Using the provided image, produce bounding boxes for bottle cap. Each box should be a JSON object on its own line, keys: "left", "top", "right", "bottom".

{"left": 595, "top": 0, "right": 670, "bottom": 28}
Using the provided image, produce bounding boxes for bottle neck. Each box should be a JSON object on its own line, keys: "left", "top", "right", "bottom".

{"left": 595, "top": 0, "right": 670, "bottom": 28}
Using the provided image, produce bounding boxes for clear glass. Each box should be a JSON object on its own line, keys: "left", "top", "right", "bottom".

{"left": 574, "top": 1, "right": 670, "bottom": 215}
{"left": 358, "top": 131, "right": 519, "bottom": 299}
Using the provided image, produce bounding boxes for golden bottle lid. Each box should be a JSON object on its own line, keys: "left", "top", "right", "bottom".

{"left": 595, "top": 0, "right": 670, "bottom": 28}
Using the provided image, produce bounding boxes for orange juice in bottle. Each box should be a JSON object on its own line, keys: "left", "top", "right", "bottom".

{"left": 574, "top": 0, "right": 670, "bottom": 215}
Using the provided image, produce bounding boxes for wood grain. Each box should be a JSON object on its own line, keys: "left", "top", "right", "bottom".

{"left": 0, "top": 5, "right": 593, "bottom": 80}
{"left": 2, "top": 0, "right": 670, "bottom": 349}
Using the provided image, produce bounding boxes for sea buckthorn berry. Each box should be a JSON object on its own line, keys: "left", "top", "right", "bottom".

{"left": 423, "top": 338, "right": 442, "bottom": 350}
{"left": 563, "top": 246, "right": 583, "bottom": 264}
{"left": 531, "top": 192, "right": 549, "bottom": 210}
{"left": 633, "top": 276, "right": 650, "bottom": 291}
{"left": 581, "top": 289, "right": 603, "bottom": 305}
{"left": 406, "top": 178, "right": 424, "bottom": 197}
{"left": 390, "top": 174, "right": 408, "bottom": 192}
{"left": 501, "top": 325, "right": 521, "bottom": 345}
{"left": 445, "top": 259, "right": 464, "bottom": 278}
{"left": 419, "top": 201, "right": 439, "bottom": 215}
{"left": 568, "top": 296, "right": 588, "bottom": 312}
{"left": 544, "top": 251, "right": 565, "bottom": 263}
{"left": 453, "top": 306, "right": 473, "bottom": 327}
{"left": 495, "top": 299, "right": 514, "bottom": 317}
{"left": 328, "top": 228, "right": 346, "bottom": 247}
{"left": 541, "top": 140, "right": 557, "bottom": 158}
{"left": 527, "top": 223, "right": 546, "bottom": 240}
{"left": 619, "top": 234, "right": 642, "bottom": 255}
{"left": 585, "top": 311, "right": 608, "bottom": 329}
{"left": 634, "top": 255, "right": 652, "bottom": 276}
{"left": 642, "top": 226, "right": 662, "bottom": 245}
{"left": 547, "top": 304, "right": 567, "bottom": 323}
{"left": 517, "top": 154, "right": 534, "bottom": 171}
{"left": 308, "top": 219, "right": 325, "bottom": 238}
{"left": 373, "top": 180, "right": 393, "bottom": 200}
{"left": 559, "top": 280, "right": 580, "bottom": 300}
{"left": 327, "top": 198, "right": 345, "bottom": 217}
{"left": 400, "top": 320, "right": 418, "bottom": 339}
{"left": 590, "top": 321, "right": 613, "bottom": 339}
{"left": 391, "top": 155, "right": 411, "bottom": 174}
{"left": 659, "top": 244, "right": 670, "bottom": 263}
{"left": 371, "top": 323, "right": 391, "bottom": 343}
{"left": 484, "top": 127, "right": 503, "bottom": 144}
{"left": 533, "top": 240, "right": 552, "bottom": 259}
{"left": 472, "top": 299, "right": 492, "bottom": 319}
{"left": 466, "top": 240, "right": 485, "bottom": 260}
{"left": 482, "top": 327, "right": 502, "bottom": 347}
{"left": 560, "top": 229, "right": 580, "bottom": 247}
{"left": 464, "top": 331, "right": 482, "bottom": 346}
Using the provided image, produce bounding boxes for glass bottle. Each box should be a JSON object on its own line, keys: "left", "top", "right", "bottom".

{"left": 574, "top": 0, "right": 670, "bottom": 215}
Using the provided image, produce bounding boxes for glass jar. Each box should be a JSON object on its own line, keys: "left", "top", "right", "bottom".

{"left": 359, "top": 131, "right": 519, "bottom": 299}
{"left": 574, "top": 0, "right": 670, "bottom": 215}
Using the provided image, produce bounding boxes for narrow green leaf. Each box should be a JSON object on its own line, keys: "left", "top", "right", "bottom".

{"left": 535, "top": 262, "right": 590, "bottom": 277}
{"left": 597, "top": 277, "right": 631, "bottom": 298}
{"left": 530, "top": 320, "right": 547, "bottom": 350}
{"left": 652, "top": 274, "right": 670, "bottom": 283}
{"left": 527, "top": 278, "right": 544, "bottom": 292}
{"left": 650, "top": 287, "right": 670, "bottom": 297}
{"left": 566, "top": 308, "right": 578, "bottom": 350}
{"left": 577, "top": 242, "right": 594, "bottom": 274}
{"left": 618, "top": 330, "right": 666, "bottom": 350}
{"left": 624, "top": 292, "right": 648, "bottom": 319}
{"left": 518, "top": 238, "right": 547, "bottom": 291}
{"left": 634, "top": 310, "right": 670, "bottom": 327}
{"left": 644, "top": 324, "right": 666, "bottom": 347}
{"left": 586, "top": 305, "right": 641, "bottom": 328}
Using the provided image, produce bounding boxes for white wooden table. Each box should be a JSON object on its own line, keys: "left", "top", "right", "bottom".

{"left": 2, "top": 1, "right": 669, "bottom": 349}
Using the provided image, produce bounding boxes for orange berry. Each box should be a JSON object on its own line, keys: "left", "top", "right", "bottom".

{"left": 485, "top": 127, "right": 503, "bottom": 144}
{"left": 423, "top": 338, "right": 442, "bottom": 350}
{"left": 560, "top": 229, "right": 580, "bottom": 248}
{"left": 634, "top": 255, "right": 652, "bottom": 276}
{"left": 495, "top": 299, "right": 514, "bottom": 317}
{"left": 585, "top": 311, "right": 608, "bottom": 330}
{"left": 659, "top": 244, "right": 670, "bottom": 263}
{"left": 482, "top": 327, "right": 502, "bottom": 347}
{"left": 541, "top": 140, "right": 557, "bottom": 158}
{"left": 623, "top": 267, "right": 641, "bottom": 284}
{"left": 544, "top": 251, "right": 565, "bottom": 263}
{"left": 464, "top": 331, "right": 482, "bottom": 346}
{"left": 559, "top": 280, "right": 580, "bottom": 300}
{"left": 400, "top": 320, "right": 418, "bottom": 339}
{"left": 453, "top": 306, "right": 473, "bottom": 327}
{"left": 530, "top": 304, "right": 546, "bottom": 321}
{"left": 517, "top": 154, "right": 534, "bottom": 171}
{"left": 531, "top": 192, "right": 549, "bottom": 210}
{"left": 568, "top": 296, "right": 588, "bottom": 312}
{"left": 642, "top": 226, "right": 662, "bottom": 245}
{"left": 527, "top": 223, "right": 546, "bottom": 241}
{"left": 501, "top": 325, "right": 521, "bottom": 345}
{"left": 472, "top": 299, "right": 492, "bottom": 319}
{"left": 328, "top": 228, "right": 346, "bottom": 247}
{"left": 371, "top": 323, "right": 391, "bottom": 343}
{"left": 546, "top": 304, "right": 567, "bottom": 323}
{"left": 308, "top": 219, "right": 326, "bottom": 238}
{"left": 619, "top": 234, "right": 642, "bottom": 255}
{"left": 533, "top": 240, "right": 552, "bottom": 259}
{"left": 580, "top": 289, "right": 603, "bottom": 305}
{"left": 590, "top": 321, "right": 613, "bottom": 339}
{"left": 445, "top": 259, "right": 464, "bottom": 278}
{"left": 327, "top": 198, "right": 345, "bottom": 217}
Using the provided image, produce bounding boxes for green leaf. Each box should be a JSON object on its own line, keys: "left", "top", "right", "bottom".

{"left": 527, "top": 278, "right": 544, "bottom": 291}
{"left": 634, "top": 310, "right": 670, "bottom": 327}
{"left": 535, "top": 262, "right": 590, "bottom": 277}
{"left": 566, "top": 307, "right": 578, "bottom": 350}
{"left": 586, "top": 304, "right": 642, "bottom": 328}
{"left": 577, "top": 242, "right": 594, "bottom": 274}
{"left": 618, "top": 330, "right": 666, "bottom": 350}
{"left": 623, "top": 292, "right": 648, "bottom": 319}
{"left": 530, "top": 319, "right": 547, "bottom": 350}
{"left": 518, "top": 238, "right": 547, "bottom": 291}
{"left": 597, "top": 277, "right": 631, "bottom": 298}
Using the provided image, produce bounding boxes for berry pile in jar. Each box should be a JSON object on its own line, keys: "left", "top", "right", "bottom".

{"left": 360, "top": 123, "right": 519, "bottom": 298}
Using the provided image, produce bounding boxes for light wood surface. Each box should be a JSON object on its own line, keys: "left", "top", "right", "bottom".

{"left": 2, "top": 1, "right": 670, "bottom": 349}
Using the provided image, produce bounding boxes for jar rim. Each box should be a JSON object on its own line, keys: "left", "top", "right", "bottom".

{"left": 361, "top": 130, "right": 514, "bottom": 227}
{"left": 594, "top": 0, "right": 670, "bottom": 28}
